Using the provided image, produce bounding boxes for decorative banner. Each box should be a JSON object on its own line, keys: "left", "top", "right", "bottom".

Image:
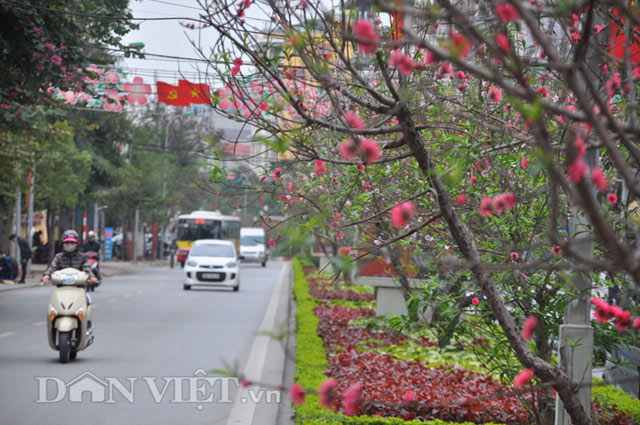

{"left": 124, "top": 76, "right": 151, "bottom": 105}
{"left": 104, "top": 227, "right": 113, "bottom": 261}
{"left": 610, "top": 16, "right": 640, "bottom": 64}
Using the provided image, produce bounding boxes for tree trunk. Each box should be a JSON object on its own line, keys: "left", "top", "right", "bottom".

{"left": 399, "top": 111, "right": 590, "bottom": 424}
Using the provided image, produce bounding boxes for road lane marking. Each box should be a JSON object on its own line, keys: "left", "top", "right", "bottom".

{"left": 0, "top": 331, "right": 16, "bottom": 338}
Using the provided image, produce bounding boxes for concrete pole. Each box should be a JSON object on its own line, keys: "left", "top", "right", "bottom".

{"left": 26, "top": 168, "right": 35, "bottom": 278}
{"left": 133, "top": 207, "right": 139, "bottom": 264}
{"left": 12, "top": 190, "right": 21, "bottom": 260}
{"left": 93, "top": 202, "right": 98, "bottom": 236}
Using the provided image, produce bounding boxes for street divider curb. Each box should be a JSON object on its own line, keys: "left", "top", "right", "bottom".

{"left": 225, "top": 261, "right": 293, "bottom": 425}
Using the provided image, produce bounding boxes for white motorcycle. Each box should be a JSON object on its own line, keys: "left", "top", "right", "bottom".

{"left": 46, "top": 268, "right": 94, "bottom": 363}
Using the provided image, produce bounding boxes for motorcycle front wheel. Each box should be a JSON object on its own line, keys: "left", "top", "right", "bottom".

{"left": 59, "top": 332, "right": 72, "bottom": 364}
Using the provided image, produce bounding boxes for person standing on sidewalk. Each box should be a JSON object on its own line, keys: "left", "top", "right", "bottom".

{"left": 9, "top": 233, "right": 31, "bottom": 284}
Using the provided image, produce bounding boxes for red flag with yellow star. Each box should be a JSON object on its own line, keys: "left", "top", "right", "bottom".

{"left": 178, "top": 80, "right": 211, "bottom": 105}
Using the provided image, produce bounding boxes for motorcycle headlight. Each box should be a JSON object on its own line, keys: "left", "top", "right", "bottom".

{"left": 60, "top": 274, "right": 78, "bottom": 286}
{"left": 186, "top": 259, "right": 198, "bottom": 267}
{"left": 226, "top": 261, "right": 237, "bottom": 268}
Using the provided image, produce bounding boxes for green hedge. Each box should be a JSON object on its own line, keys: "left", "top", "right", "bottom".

{"left": 291, "top": 259, "right": 502, "bottom": 425}
{"left": 592, "top": 377, "right": 640, "bottom": 423}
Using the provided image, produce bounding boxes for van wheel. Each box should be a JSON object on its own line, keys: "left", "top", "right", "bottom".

{"left": 59, "top": 332, "right": 71, "bottom": 364}
{"left": 233, "top": 283, "right": 239, "bottom": 292}
{"left": 261, "top": 260, "right": 266, "bottom": 267}
{"left": 183, "top": 284, "right": 191, "bottom": 290}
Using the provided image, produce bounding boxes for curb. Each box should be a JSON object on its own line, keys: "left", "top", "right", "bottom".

{"left": 0, "top": 260, "right": 169, "bottom": 292}
{"left": 225, "top": 261, "right": 295, "bottom": 425}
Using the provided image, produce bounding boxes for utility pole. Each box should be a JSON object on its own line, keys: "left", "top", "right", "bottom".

{"left": 12, "top": 190, "right": 21, "bottom": 259}
{"left": 26, "top": 168, "right": 35, "bottom": 278}
{"left": 133, "top": 207, "right": 139, "bottom": 264}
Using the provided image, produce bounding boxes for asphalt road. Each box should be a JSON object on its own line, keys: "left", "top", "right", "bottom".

{"left": 0, "top": 260, "right": 284, "bottom": 425}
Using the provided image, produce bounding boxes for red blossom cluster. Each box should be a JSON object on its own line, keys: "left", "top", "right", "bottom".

{"left": 590, "top": 298, "right": 640, "bottom": 331}
{"left": 353, "top": 20, "right": 379, "bottom": 55}
{"left": 391, "top": 201, "right": 415, "bottom": 227}
{"left": 478, "top": 193, "right": 516, "bottom": 216}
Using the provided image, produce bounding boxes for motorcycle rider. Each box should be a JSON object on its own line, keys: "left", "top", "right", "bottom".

{"left": 81, "top": 230, "right": 101, "bottom": 254}
{"left": 41, "top": 230, "right": 97, "bottom": 286}
{"left": 81, "top": 230, "right": 102, "bottom": 280}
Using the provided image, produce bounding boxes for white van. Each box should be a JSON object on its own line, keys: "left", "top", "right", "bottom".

{"left": 239, "top": 228, "right": 267, "bottom": 267}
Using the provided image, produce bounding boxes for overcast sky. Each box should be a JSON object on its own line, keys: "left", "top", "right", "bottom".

{"left": 120, "top": 0, "right": 219, "bottom": 85}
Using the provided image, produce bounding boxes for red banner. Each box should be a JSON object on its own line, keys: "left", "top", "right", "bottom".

{"left": 609, "top": 10, "right": 640, "bottom": 64}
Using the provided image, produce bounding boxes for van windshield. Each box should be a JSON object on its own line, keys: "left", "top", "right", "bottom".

{"left": 241, "top": 236, "right": 264, "bottom": 246}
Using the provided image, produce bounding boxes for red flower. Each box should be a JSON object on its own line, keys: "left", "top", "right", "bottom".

{"left": 273, "top": 167, "right": 281, "bottom": 182}
{"left": 495, "top": 3, "right": 520, "bottom": 22}
{"left": 521, "top": 315, "right": 537, "bottom": 341}
{"left": 510, "top": 252, "right": 520, "bottom": 261}
{"left": 568, "top": 159, "right": 587, "bottom": 183}
{"left": 469, "top": 176, "right": 477, "bottom": 185}
{"left": 633, "top": 318, "right": 640, "bottom": 329}
{"left": 241, "top": 379, "right": 251, "bottom": 387}
{"left": 591, "top": 167, "right": 607, "bottom": 192}
{"left": 449, "top": 29, "right": 471, "bottom": 58}
{"left": 591, "top": 298, "right": 613, "bottom": 323}
{"left": 403, "top": 390, "right": 415, "bottom": 403}
{"left": 536, "top": 87, "right": 548, "bottom": 97}
{"left": 342, "top": 382, "right": 362, "bottom": 416}
{"left": 389, "top": 50, "right": 417, "bottom": 75}
{"left": 233, "top": 57, "right": 243, "bottom": 67}
{"left": 315, "top": 159, "right": 327, "bottom": 176}
{"left": 289, "top": 383, "right": 305, "bottom": 404}
{"left": 344, "top": 111, "right": 365, "bottom": 129}
{"left": 339, "top": 139, "right": 358, "bottom": 160}
{"left": 487, "top": 86, "right": 502, "bottom": 102}
{"left": 455, "top": 194, "right": 467, "bottom": 205}
{"left": 496, "top": 33, "right": 511, "bottom": 53}
{"left": 338, "top": 246, "right": 352, "bottom": 257}
{"left": 289, "top": 182, "right": 295, "bottom": 193}
{"left": 479, "top": 197, "right": 494, "bottom": 216}
{"left": 391, "top": 201, "right": 415, "bottom": 228}
{"left": 520, "top": 157, "right": 528, "bottom": 168}
{"left": 513, "top": 368, "right": 534, "bottom": 389}
{"left": 614, "top": 309, "right": 633, "bottom": 331}
{"left": 607, "top": 193, "right": 618, "bottom": 205}
{"left": 269, "top": 238, "right": 276, "bottom": 248}
{"left": 492, "top": 193, "right": 516, "bottom": 212}
{"left": 359, "top": 139, "right": 380, "bottom": 164}
{"left": 318, "top": 378, "right": 337, "bottom": 410}
{"left": 634, "top": 66, "right": 640, "bottom": 80}
{"left": 471, "top": 297, "right": 480, "bottom": 306}
{"left": 551, "top": 245, "right": 562, "bottom": 255}
{"left": 353, "top": 20, "right": 379, "bottom": 55}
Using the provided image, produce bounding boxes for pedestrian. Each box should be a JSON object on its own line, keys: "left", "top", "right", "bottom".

{"left": 0, "top": 250, "right": 15, "bottom": 284}
{"left": 9, "top": 233, "right": 32, "bottom": 283}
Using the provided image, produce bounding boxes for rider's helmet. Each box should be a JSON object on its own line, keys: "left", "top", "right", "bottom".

{"left": 87, "top": 230, "right": 96, "bottom": 241}
{"left": 61, "top": 229, "right": 79, "bottom": 253}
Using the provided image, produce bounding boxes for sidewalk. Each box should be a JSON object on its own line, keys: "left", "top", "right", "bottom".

{"left": 0, "top": 259, "right": 168, "bottom": 292}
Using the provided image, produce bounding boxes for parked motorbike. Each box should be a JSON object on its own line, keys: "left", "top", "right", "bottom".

{"left": 46, "top": 268, "right": 94, "bottom": 364}
{"left": 84, "top": 251, "right": 101, "bottom": 291}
